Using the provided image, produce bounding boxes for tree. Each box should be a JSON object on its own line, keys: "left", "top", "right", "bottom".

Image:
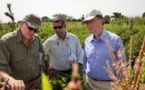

{"left": 80, "top": 14, "right": 84, "bottom": 21}
{"left": 104, "top": 15, "right": 110, "bottom": 24}
{"left": 0, "top": 18, "right": 2, "bottom": 23}
{"left": 53, "top": 13, "right": 67, "bottom": 19}
{"left": 111, "top": 12, "right": 124, "bottom": 25}
{"left": 41, "top": 16, "right": 49, "bottom": 22}
{"left": 4, "top": 3, "right": 15, "bottom": 31}
{"left": 53, "top": 13, "right": 74, "bottom": 22}
{"left": 4, "top": 3, "right": 15, "bottom": 22}
{"left": 142, "top": 12, "right": 145, "bottom": 18}
{"left": 111, "top": 12, "right": 124, "bottom": 19}
{"left": 66, "top": 16, "right": 74, "bottom": 22}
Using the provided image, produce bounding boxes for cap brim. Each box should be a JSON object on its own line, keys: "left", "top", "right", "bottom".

{"left": 27, "top": 22, "right": 41, "bottom": 28}
{"left": 82, "top": 16, "right": 96, "bottom": 25}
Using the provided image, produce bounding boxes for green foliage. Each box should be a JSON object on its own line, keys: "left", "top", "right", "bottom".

{"left": 142, "top": 12, "right": 145, "bottom": 18}
{"left": 111, "top": 12, "right": 124, "bottom": 19}
{"left": 140, "top": 57, "right": 145, "bottom": 84}
{"left": 53, "top": 13, "right": 74, "bottom": 22}
{"left": 1, "top": 22, "right": 145, "bottom": 61}
{"left": 0, "top": 20, "right": 145, "bottom": 89}
{"left": 104, "top": 15, "right": 111, "bottom": 24}
{"left": 41, "top": 16, "right": 49, "bottom": 22}
{"left": 51, "top": 75, "right": 70, "bottom": 90}
{"left": 104, "top": 24, "right": 145, "bottom": 61}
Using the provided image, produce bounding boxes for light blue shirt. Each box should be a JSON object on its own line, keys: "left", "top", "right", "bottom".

{"left": 43, "top": 32, "right": 84, "bottom": 71}
{"left": 83, "top": 29, "right": 126, "bottom": 80}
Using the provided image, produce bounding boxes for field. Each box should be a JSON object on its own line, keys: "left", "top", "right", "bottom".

{"left": 0, "top": 21, "right": 145, "bottom": 89}
{"left": 38, "top": 22, "right": 145, "bottom": 61}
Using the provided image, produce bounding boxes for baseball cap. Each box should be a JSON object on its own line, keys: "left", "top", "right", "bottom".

{"left": 23, "top": 13, "right": 41, "bottom": 28}
{"left": 82, "top": 9, "right": 103, "bottom": 24}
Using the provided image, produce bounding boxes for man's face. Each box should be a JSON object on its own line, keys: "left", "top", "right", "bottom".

{"left": 53, "top": 22, "right": 66, "bottom": 39}
{"left": 85, "top": 17, "right": 102, "bottom": 34}
{"left": 20, "top": 21, "right": 38, "bottom": 41}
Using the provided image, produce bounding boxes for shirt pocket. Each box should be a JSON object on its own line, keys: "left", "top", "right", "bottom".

{"left": 51, "top": 46, "right": 65, "bottom": 56}
{"left": 11, "top": 57, "right": 30, "bottom": 72}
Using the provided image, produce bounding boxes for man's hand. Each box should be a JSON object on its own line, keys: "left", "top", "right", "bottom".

{"left": 44, "top": 60, "right": 53, "bottom": 75}
{"left": 0, "top": 70, "right": 25, "bottom": 90}
{"left": 46, "top": 64, "right": 53, "bottom": 75}
{"left": 6, "top": 77, "right": 25, "bottom": 90}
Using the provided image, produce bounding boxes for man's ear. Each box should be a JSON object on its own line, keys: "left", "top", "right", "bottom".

{"left": 19, "top": 20, "right": 24, "bottom": 26}
{"left": 64, "top": 23, "right": 66, "bottom": 28}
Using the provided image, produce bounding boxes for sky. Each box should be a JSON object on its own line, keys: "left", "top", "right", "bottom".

{"left": 0, "top": 0, "right": 145, "bottom": 22}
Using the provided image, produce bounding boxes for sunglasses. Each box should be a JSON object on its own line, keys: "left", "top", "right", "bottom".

{"left": 53, "top": 25, "right": 63, "bottom": 30}
{"left": 25, "top": 22, "right": 38, "bottom": 33}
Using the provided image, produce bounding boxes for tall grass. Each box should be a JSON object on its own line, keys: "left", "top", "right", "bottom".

{"left": 105, "top": 36, "right": 145, "bottom": 90}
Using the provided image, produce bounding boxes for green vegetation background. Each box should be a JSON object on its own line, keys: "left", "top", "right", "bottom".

{"left": 0, "top": 20, "right": 145, "bottom": 89}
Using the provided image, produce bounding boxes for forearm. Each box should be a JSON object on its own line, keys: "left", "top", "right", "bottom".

{"left": 0, "top": 70, "right": 25, "bottom": 90}
{"left": 0, "top": 70, "right": 14, "bottom": 80}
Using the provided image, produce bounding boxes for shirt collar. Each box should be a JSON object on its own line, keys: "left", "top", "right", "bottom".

{"left": 55, "top": 31, "right": 69, "bottom": 40}
{"left": 99, "top": 29, "right": 107, "bottom": 42}
{"left": 88, "top": 29, "right": 107, "bottom": 43}
{"left": 16, "top": 28, "right": 22, "bottom": 42}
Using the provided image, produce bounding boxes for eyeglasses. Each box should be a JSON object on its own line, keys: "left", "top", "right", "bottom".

{"left": 53, "top": 25, "right": 63, "bottom": 30}
{"left": 25, "top": 22, "right": 38, "bottom": 33}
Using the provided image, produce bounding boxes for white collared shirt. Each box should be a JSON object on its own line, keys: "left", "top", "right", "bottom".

{"left": 43, "top": 32, "right": 84, "bottom": 70}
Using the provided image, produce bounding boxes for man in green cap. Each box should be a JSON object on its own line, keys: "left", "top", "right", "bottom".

{"left": 0, "top": 13, "right": 45, "bottom": 90}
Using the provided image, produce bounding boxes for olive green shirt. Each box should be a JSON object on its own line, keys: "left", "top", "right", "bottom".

{"left": 0, "top": 29, "right": 45, "bottom": 82}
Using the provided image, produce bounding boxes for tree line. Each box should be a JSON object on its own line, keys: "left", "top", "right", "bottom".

{"left": 1, "top": 3, "right": 145, "bottom": 25}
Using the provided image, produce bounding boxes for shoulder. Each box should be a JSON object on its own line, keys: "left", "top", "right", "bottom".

{"left": 34, "top": 34, "right": 41, "bottom": 39}
{"left": 106, "top": 30, "right": 121, "bottom": 40}
{"left": 105, "top": 30, "right": 123, "bottom": 46}
{"left": 43, "top": 34, "right": 57, "bottom": 45}
{"left": 46, "top": 34, "right": 57, "bottom": 42}
{"left": 68, "top": 33, "right": 77, "bottom": 38}
{"left": 33, "top": 34, "right": 42, "bottom": 44}
{"left": 67, "top": 33, "right": 79, "bottom": 41}
{"left": 85, "top": 34, "right": 93, "bottom": 42}
{"left": 1, "top": 30, "right": 17, "bottom": 42}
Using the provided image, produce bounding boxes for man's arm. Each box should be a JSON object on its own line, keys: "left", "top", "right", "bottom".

{"left": 0, "top": 39, "right": 25, "bottom": 90}
{"left": 42, "top": 39, "right": 53, "bottom": 75}
{"left": 76, "top": 37, "right": 84, "bottom": 64}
